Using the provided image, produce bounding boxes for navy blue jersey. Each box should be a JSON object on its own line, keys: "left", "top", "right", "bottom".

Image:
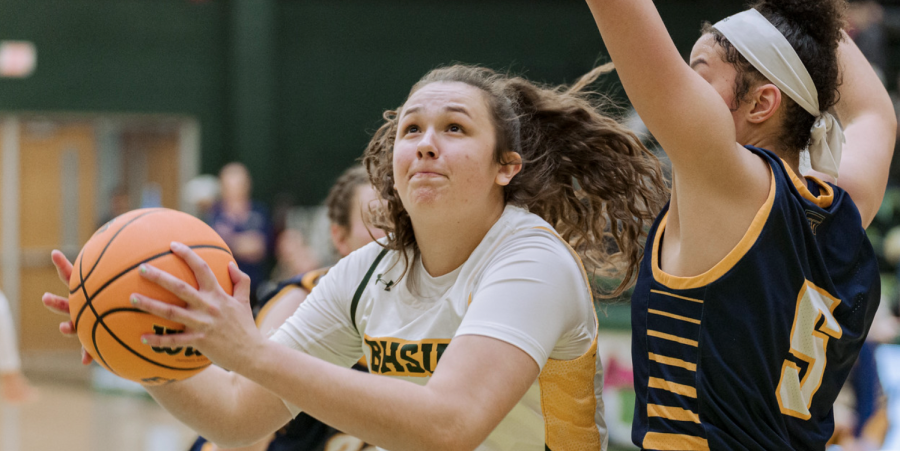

{"left": 631, "top": 146, "right": 880, "bottom": 450}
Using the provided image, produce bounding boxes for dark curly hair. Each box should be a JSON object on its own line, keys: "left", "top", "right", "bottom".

{"left": 703, "top": 0, "right": 846, "bottom": 153}
{"left": 362, "top": 64, "right": 669, "bottom": 298}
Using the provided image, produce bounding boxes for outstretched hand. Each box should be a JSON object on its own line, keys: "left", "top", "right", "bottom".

{"left": 41, "top": 250, "right": 93, "bottom": 365}
{"left": 130, "top": 242, "right": 263, "bottom": 372}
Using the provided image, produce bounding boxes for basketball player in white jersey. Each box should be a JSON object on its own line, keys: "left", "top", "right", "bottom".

{"left": 44, "top": 64, "right": 667, "bottom": 450}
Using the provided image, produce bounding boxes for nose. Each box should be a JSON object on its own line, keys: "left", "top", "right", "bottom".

{"left": 416, "top": 128, "right": 439, "bottom": 159}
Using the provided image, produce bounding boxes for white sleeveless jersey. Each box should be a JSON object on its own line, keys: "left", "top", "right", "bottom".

{"left": 272, "top": 206, "right": 607, "bottom": 451}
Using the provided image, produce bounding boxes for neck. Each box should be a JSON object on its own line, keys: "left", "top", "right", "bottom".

{"left": 742, "top": 132, "right": 801, "bottom": 176}
{"left": 411, "top": 202, "right": 506, "bottom": 277}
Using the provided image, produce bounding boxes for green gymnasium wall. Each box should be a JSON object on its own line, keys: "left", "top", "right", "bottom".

{"left": 0, "top": 0, "right": 230, "bottom": 171}
{"left": 0, "top": 0, "right": 743, "bottom": 205}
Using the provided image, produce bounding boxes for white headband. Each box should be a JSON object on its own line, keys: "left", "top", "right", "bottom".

{"left": 713, "top": 9, "right": 844, "bottom": 179}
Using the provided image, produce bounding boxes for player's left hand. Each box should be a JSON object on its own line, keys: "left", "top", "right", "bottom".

{"left": 130, "top": 241, "right": 266, "bottom": 372}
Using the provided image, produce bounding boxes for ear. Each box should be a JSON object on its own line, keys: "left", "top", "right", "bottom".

{"left": 330, "top": 223, "right": 351, "bottom": 257}
{"left": 747, "top": 83, "right": 782, "bottom": 124}
{"left": 495, "top": 151, "right": 523, "bottom": 187}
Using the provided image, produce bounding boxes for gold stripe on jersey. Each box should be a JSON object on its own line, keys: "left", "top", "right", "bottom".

{"left": 648, "top": 377, "right": 697, "bottom": 398}
{"left": 300, "top": 267, "right": 330, "bottom": 291}
{"left": 650, "top": 290, "right": 704, "bottom": 304}
{"left": 648, "top": 330, "right": 699, "bottom": 347}
{"left": 256, "top": 268, "right": 330, "bottom": 328}
{"left": 648, "top": 353, "right": 697, "bottom": 372}
{"left": 648, "top": 309, "right": 701, "bottom": 325}
{"left": 532, "top": 226, "right": 602, "bottom": 450}
{"left": 651, "top": 165, "right": 776, "bottom": 290}
{"left": 643, "top": 432, "right": 710, "bottom": 451}
{"left": 363, "top": 335, "right": 451, "bottom": 377}
{"left": 782, "top": 160, "right": 834, "bottom": 208}
{"left": 648, "top": 404, "right": 701, "bottom": 423}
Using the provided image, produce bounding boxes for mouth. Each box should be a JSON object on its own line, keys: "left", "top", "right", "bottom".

{"left": 409, "top": 171, "right": 444, "bottom": 180}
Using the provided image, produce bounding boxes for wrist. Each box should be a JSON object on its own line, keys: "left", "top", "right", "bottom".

{"left": 231, "top": 334, "right": 276, "bottom": 378}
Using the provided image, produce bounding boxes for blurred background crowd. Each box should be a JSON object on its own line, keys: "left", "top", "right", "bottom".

{"left": 3, "top": 1, "right": 900, "bottom": 450}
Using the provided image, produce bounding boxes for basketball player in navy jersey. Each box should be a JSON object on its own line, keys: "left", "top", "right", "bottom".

{"left": 586, "top": 0, "right": 896, "bottom": 449}
{"left": 190, "top": 165, "right": 384, "bottom": 451}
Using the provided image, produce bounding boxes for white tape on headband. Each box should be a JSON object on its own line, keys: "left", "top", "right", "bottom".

{"left": 713, "top": 9, "right": 844, "bottom": 179}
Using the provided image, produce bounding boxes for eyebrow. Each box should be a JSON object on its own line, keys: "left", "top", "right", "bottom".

{"left": 445, "top": 105, "right": 472, "bottom": 117}
{"left": 690, "top": 58, "right": 708, "bottom": 69}
{"left": 401, "top": 104, "right": 472, "bottom": 119}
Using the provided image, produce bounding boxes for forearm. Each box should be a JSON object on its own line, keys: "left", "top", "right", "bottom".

{"left": 584, "top": 0, "right": 739, "bottom": 167}
{"left": 145, "top": 365, "right": 289, "bottom": 447}
{"left": 827, "top": 32, "right": 896, "bottom": 225}
{"left": 584, "top": 0, "right": 688, "bottom": 116}
{"left": 239, "top": 341, "right": 477, "bottom": 451}
{"left": 834, "top": 32, "right": 895, "bottom": 130}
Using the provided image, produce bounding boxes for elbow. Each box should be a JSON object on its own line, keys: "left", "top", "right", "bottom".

{"left": 207, "top": 433, "right": 271, "bottom": 450}
{"left": 427, "top": 413, "right": 487, "bottom": 451}
{"left": 199, "top": 422, "right": 275, "bottom": 449}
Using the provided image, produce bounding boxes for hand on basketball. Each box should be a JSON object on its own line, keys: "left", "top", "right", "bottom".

{"left": 41, "top": 250, "right": 94, "bottom": 365}
{"left": 130, "top": 242, "right": 262, "bottom": 372}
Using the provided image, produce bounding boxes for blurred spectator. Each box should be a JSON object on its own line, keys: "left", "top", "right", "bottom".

{"left": 207, "top": 162, "right": 273, "bottom": 303}
{"left": 183, "top": 174, "right": 220, "bottom": 219}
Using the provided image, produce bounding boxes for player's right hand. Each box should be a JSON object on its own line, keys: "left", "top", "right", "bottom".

{"left": 41, "top": 250, "right": 93, "bottom": 365}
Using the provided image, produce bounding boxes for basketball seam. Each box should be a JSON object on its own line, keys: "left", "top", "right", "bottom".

{"left": 69, "top": 209, "right": 164, "bottom": 295}
{"left": 75, "top": 244, "right": 231, "bottom": 377}
{"left": 92, "top": 307, "right": 211, "bottom": 372}
{"left": 73, "top": 244, "right": 232, "bottom": 330}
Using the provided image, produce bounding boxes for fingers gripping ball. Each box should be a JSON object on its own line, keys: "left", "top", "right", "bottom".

{"left": 67, "top": 208, "right": 236, "bottom": 386}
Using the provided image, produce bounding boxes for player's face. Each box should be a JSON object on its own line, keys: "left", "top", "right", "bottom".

{"left": 348, "top": 185, "right": 386, "bottom": 252}
{"left": 332, "top": 184, "right": 386, "bottom": 257}
{"left": 393, "top": 82, "right": 505, "bottom": 215}
{"left": 690, "top": 34, "right": 754, "bottom": 138}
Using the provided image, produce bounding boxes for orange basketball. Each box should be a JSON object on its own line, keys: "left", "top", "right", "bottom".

{"left": 67, "top": 208, "right": 236, "bottom": 386}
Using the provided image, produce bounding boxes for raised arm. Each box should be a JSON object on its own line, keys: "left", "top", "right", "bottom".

{"left": 822, "top": 32, "right": 896, "bottom": 227}
{"left": 583, "top": 0, "right": 766, "bottom": 190}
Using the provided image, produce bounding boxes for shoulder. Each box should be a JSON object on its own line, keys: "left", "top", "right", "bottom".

{"left": 483, "top": 224, "right": 588, "bottom": 294}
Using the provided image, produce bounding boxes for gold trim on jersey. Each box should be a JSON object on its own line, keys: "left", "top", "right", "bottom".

{"left": 531, "top": 226, "right": 603, "bottom": 450}
{"left": 651, "top": 165, "right": 776, "bottom": 290}
{"left": 255, "top": 268, "right": 330, "bottom": 328}
{"left": 648, "top": 309, "right": 701, "bottom": 325}
{"left": 650, "top": 289, "right": 704, "bottom": 304}
{"left": 648, "top": 377, "right": 697, "bottom": 398}
{"left": 255, "top": 286, "right": 297, "bottom": 328}
{"left": 648, "top": 330, "right": 699, "bottom": 347}
{"left": 648, "top": 404, "right": 701, "bottom": 423}
{"left": 782, "top": 160, "right": 834, "bottom": 208}
{"left": 649, "top": 353, "right": 697, "bottom": 372}
{"left": 643, "top": 432, "right": 710, "bottom": 451}
{"left": 300, "top": 267, "right": 330, "bottom": 291}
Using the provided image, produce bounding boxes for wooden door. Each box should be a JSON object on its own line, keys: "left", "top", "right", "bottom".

{"left": 18, "top": 120, "right": 97, "bottom": 352}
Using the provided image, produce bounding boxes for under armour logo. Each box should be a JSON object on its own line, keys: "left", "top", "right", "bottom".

{"left": 375, "top": 274, "right": 394, "bottom": 291}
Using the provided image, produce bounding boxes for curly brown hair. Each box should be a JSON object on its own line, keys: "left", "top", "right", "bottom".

{"left": 703, "top": 0, "right": 846, "bottom": 153}
{"left": 362, "top": 64, "right": 668, "bottom": 298}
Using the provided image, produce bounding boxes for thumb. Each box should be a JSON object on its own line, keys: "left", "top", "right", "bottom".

{"left": 228, "top": 261, "right": 252, "bottom": 303}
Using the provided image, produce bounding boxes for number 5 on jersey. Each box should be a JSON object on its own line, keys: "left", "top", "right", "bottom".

{"left": 776, "top": 281, "right": 842, "bottom": 420}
